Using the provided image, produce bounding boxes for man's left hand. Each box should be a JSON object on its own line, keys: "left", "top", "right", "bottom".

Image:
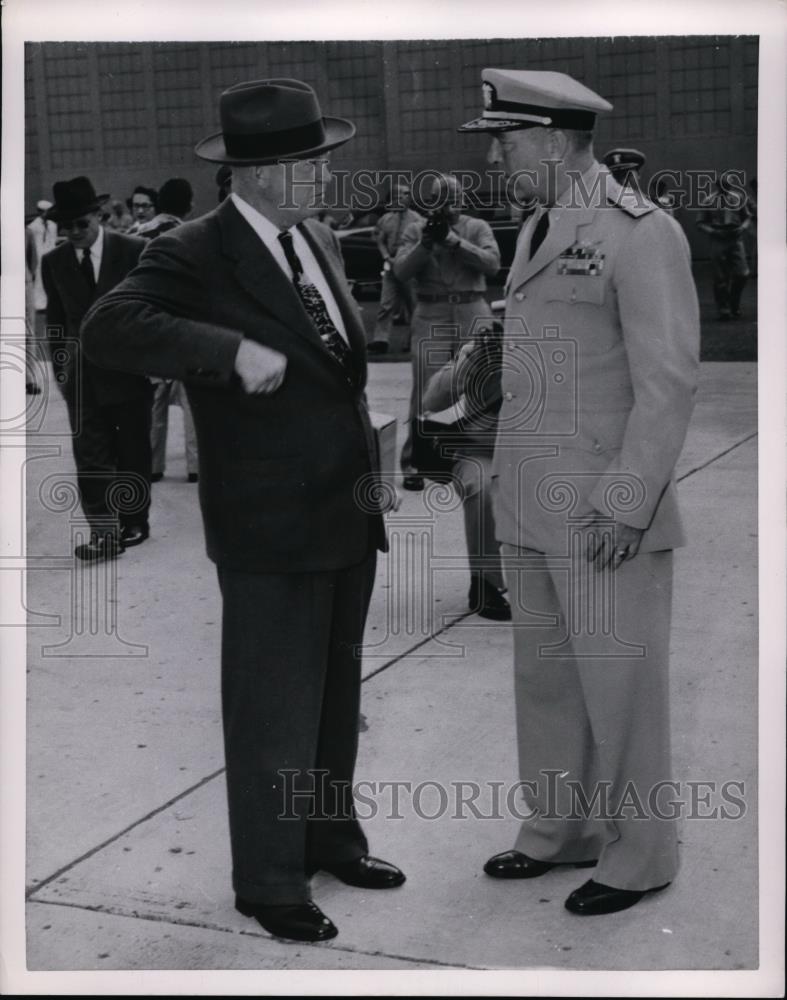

{"left": 585, "top": 517, "right": 645, "bottom": 572}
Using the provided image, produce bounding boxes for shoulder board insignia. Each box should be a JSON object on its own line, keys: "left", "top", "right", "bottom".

{"left": 607, "top": 189, "right": 657, "bottom": 218}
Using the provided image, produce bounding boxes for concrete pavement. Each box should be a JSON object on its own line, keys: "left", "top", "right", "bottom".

{"left": 22, "top": 359, "right": 758, "bottom": 973}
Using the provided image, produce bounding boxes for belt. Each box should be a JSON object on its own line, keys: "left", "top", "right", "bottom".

{"left": 417, "top": 291, "right": 483, "bottom": 304}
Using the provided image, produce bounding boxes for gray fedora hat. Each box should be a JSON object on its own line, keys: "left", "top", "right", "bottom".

{"left": 195, "top": 78, "right": 355, "bottom": 165}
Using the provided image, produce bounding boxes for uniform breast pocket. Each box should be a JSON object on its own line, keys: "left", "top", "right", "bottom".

{"left": 541, "top": 275, "right": 606, "bottom": 307}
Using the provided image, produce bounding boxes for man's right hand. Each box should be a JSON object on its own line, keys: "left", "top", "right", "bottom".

{"left": 234, "top": 338, "right": 287, "bottom": 394}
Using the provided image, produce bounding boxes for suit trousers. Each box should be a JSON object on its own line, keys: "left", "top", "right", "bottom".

{"left": 501, "top": 543, "right": 680, "bottom": 891}
{"left": 371, "top": 270, "right": 415, "bottom": 345}
{"left": 216, "top": 552, "right": 376, "bottom": 904}
{"left": 150, "top": 378, "right": 199, "bottom": 476}
{"left": 63, "top": 378, "right": 153, "bottom": 533}
{"left": 454, "top": 453, "right": 504, "bottom": 592}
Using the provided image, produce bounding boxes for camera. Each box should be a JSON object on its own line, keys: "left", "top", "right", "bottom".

{"left": 422, "top": 206, "right": 452, "bottom": 243}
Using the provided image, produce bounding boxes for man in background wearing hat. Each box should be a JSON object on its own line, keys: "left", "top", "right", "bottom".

{"left": 459, "top": 69, "right": 699, "bottom": 915}
{"left": 83, "top": 78, "right": 403, "bottom": 943}
{"left": 602, "top": 147, "right": 647, "bottom": 196}
{"left": 41, "top": 176, "right": 153, "bottom": 560}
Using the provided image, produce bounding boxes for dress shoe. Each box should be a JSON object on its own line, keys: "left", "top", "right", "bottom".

{"left": 564, "top": 878, "right": 670, "bottom": 915}
{"left": 235, "top": 897, "right": 338, "bottom": 942}
{"left": 402, "top": 474, "right": 424, "bottom": 491}
{"left": 120, "top": 523, "right": 149, "bottom": 547}
{"left": 468, "top": 578, "right": 512, "bottom": 621}
{"left": 311, "top": 855, "right": 406, "bottom": 889}
{"left": 26, "top": 382, "right": 42, "bottom": 395}
{"left": 150, "top": 472, "right": 164, "bottom": 483}
{"left": 367, "top": 340, "right": 389, "bottom": 355}
{"left": 484, "top": 850, "right": 597, "bottom": 879}
{"left": 74, "top": 534, "right": 124, "bottom": 561}
{"left": 187, "top": 472, "right": 199, "bottom": 483}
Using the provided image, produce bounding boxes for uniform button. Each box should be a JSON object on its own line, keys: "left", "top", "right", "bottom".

{"left": 504, "top": 391, "right": 514, "bottom": 401}
{"left": 593, "top": 441, "right": 602, "bottom": 453}
{"left": 514, "top": 292, "right": 525, "bottom": 301}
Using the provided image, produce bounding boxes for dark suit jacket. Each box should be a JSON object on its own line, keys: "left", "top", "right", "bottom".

{"left": 81, "top": 198, "right": 386, "bottom": 573}
{"left": 41, "top": 229, "right": 150, "bottom": 407}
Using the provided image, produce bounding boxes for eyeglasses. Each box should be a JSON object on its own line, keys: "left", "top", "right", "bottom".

{"left": 60, "top": 218, "right": 94, "bottom": 231}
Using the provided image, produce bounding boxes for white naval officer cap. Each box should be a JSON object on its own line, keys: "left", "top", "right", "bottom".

{"left": 458, "top": 68, "right": 613, "bottom": 132}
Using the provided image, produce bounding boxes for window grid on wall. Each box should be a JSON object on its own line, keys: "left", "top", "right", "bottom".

{"left": 668, "top": 42, "right": 732, "bottom": 136}
{"left": 596, "top": 39, "right": 658, "bottom": 141}
{"left": 397, "top": 42, "right": 454, "bottom": 151}
{"left": 743, "top": 38, "right": 758, "bottom": 135}
{"left": 44, "top": 48, "right": 95, "bottom": 168}
{"left": 152, "top": 44, "right": 203, "bottom": 163}
{"left": 97, "top": 46, "right": 149, "bottom": 166}
{"left": 325, "top": 42, "right": 384, "bottom": 156}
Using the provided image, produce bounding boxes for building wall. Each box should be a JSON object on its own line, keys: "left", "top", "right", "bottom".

{"left": 26, "top": 36, "right": 757, "bottom": 255}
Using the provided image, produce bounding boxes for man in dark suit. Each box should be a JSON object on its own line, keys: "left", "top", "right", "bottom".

{"left": 82, "top": 79, "right": 404, "bottom": 943}
{"left": 41, "top": 176, "right": 153, "bottom": 560}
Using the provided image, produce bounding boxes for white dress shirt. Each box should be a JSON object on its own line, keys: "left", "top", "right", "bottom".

{"left": 230, "top": 192, "right": 348, "bottom": 343}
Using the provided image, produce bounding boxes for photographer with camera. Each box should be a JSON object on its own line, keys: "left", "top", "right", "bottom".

{"left": 393, "top": 173, "right": 500, "bottom": 491}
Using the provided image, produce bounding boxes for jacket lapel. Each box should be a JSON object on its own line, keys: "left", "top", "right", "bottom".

{"left": 217, "top": 199, "right": 325, "bottom": 352}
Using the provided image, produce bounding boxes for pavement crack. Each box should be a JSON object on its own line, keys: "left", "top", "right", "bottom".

{"left": 678, "top": 431, "right": 757, "bottom": 482}
{"left": 27, "top": 897, "right": 482, "bottom": 969}
{"left": 27, "top": 614, "right": 479, "bottom": 895}
{"left": 25, "top": 767, "right": 225, "bottom": 900}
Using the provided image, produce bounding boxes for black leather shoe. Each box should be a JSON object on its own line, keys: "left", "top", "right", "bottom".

{"left": 150, "top": 472, "right": 164, "bottom": 483}
{"left": 402, "top": 474, "right": 424, "bottom": 491}
{"left": 121, "top": 524, "right": 149, "bottom": 547}
{"left": 74, "top": 534, "right": 124, "bottom": 562}
{"left": 565, "top": 878, "right": 670, "bottom": 915}
{"left": 187, "top": 473, "right": 199, "bottom": 483}
{"left": 26, "top": 382, "right": 42, "bottom": 395}
{"left": 312, "top": 855, "right": 406, "bottom": 889}
{"left": 367, "top": 341, "right": 389, "bottom": 355}
{"left": 484, "top": 850, "right": 597, "bottom": 879}
{"left": 235, "top": 897, "right": 338, "bottom": 941}
{"left": 468, "top": 579, "right": 512, "bottom": 621}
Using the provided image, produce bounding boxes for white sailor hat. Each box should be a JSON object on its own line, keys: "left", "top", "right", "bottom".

{"left": 458, "top": 68, "right": 612, "bottom": 132}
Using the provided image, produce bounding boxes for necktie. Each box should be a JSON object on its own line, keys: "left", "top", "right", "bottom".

{"left": 277, "top": 229, "right": 357, "bottom": 388}
{"left": 528, "top": 209, "right": 551, "bottom": 260}
{"left": 80, "top": 247, "right": 96, "bottom": 290}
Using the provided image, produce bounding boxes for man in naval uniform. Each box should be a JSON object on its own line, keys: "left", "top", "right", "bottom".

{"left": 458, "top": 69, "right": 700, "bottom": 915}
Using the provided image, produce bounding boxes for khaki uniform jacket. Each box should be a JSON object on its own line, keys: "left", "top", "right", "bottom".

{"left": 493, "top": 163, "right": 700, "bottom": 554}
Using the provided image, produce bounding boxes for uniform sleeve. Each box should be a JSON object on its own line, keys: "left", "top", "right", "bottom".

{"left": 392, "top": 221, "right": 430, "bottom": 281}
{"left": 588, "top": 211, "right": 700, "bottom": 529}
{"left": 422, "top": 359, "right": 461, "bottom": 413}
{"left": 446, "top": 218, "right": 501, "bottom": 277}
{"left": 81, "top": 233, "right": 243, "bottom": 387}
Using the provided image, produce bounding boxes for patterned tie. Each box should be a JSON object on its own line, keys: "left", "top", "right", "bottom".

{"left": 528, "top": 208, "right": 551, "bottom": 259}
{"left": 80, "top": 247, "right": 96, "bottom": 290}
{"left": 277, "top": 229, "right": 358, "bottom": 388}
